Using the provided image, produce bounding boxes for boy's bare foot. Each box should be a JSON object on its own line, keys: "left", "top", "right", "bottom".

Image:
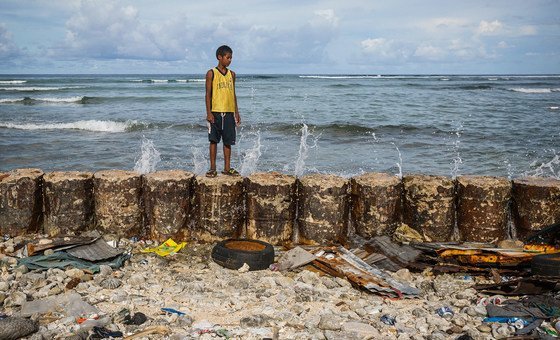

{"left": 222, "top": 168, "right": 240, "bottom": 176}
{"left": 205, "top": 169, "right": 217, "bottom": 178}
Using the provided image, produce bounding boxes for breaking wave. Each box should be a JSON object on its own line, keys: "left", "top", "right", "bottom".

{"left": 508, "top": 88, "right": 560, "bottom": 93}
{"left": 0, "top": 86, "right": 83, "bottom": 91}
{"left": 0, "top": 80, "right": 26, "bottom": 84}
{"left": 0, "top": 120, "right": 144, "bottom": 133}
{"left": 0, "top": 96, "right": 89, "bottom": 104}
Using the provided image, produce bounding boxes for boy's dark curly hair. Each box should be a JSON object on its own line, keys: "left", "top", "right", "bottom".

{"left": 216, "top": 45, "right": 233, "bottom": 58}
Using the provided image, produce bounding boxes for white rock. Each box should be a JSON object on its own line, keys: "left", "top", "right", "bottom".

{"left": 342, "top": 321, "right": 380, "bottom": 337}
{"left": 238, "top": 263, "right": 250, "bottom": 273}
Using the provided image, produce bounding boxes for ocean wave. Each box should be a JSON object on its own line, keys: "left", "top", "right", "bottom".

{"left": 549, "top": 106, "right": 559, "bottom": 110}
{"left": 0, "top": 96, "right": 88, "bottom": 104}
{"left": 300, "top": 75, "right": 382, "bottom": 79}
{"left": 0, "top": 120, "right": 143, "bottom": 132}
{"left": 0, "top": 80, "right": 26, "bottom": 84}
{"left": 508, "top": 88, "right": 560, "bottom": 93}
{"left": 0, "top": 86, "right": 83, "bottom": 91}
{"left": 131, "top": 79, "right": 205, "bottom": 83}
{"left": 268, "top": 122, "right": 446, "bottom": 135}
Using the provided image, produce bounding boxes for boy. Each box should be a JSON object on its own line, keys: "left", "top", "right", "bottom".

{"left": 205, "top": 45, "right": 241, "bottom": 177}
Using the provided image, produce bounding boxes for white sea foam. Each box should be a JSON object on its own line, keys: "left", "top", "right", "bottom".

{"left": 0, "top": 98, "right": 24, "bottom": 103}
{"left": 509, "top": 88, "right": 559, "bottom": 93}
{"left": 300, "top": 75, "right": 381, "bottom": 79}
{"left": 37, "top": 96, "right": 85, "bottom": 103}
{"left": 0, "top": 86, "right": 82, "bottom": 91}
{"left": 487, "top": 78, "right": 498, "bottom": 81}
{"left": 0, "top": 120, "right": 132, "bottom": 132}
{"left": 0, "top": 80, "right": 26, "bottom": 84}
{"left": 151, "top": 79, "right": 168, "bottom": 83}
{"left": 549, "top": 106, "right": 559, "bottom": 110}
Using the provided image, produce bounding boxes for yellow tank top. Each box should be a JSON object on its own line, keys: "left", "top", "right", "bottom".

{"left": 211, "top": 68, "right": 236, "bottom": 112}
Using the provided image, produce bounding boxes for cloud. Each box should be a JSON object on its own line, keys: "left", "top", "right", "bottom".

{"left": 414, "top": 44, "right": 446, "bottom": 60}
{"left": 518, "top": 25, "right": 537, "bottom": 36}
{"left": 0, "top": 23, "right": 21, "bottom": 60}
{"left": 360, "top": 38, "right": 408, "bottom": 60}
{"left": 476, "top": 20, "right": 503, "bottom": 35}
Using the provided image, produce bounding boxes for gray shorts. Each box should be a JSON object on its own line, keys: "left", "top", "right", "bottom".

{"left": 208, "top": 112, "right": 236, "bottom": 145}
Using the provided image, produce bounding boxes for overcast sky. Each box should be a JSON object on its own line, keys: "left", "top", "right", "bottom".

{"left": 1, "top": 0, "right": 559, "bottom": 74}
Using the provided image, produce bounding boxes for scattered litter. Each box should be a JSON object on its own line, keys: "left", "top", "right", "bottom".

{"left": 276, "top": 246, "right": 316, "bottom": 271}
{"left": 436, "top": 306, "right": 454, "bottom": 318}
{"left": 123, "top": 325, "right": 170, "bottom": 339}
{"left": 141, "top": 238, "right": 186, "bottom": 256}
{"left": 91, "top": 326, "right": 123, "bottom": 339}
{"left": 0, "top": 317, "right": 39, "bottom": 340}
{"left": 380, "top": 314, "right": 396, "bottom": 325}
{"left": 161, "top": 307, "right": 186, "bottom": 316}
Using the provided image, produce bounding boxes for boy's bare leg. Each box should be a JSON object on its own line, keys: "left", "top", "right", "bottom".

{"left": 209, "top": 142, "right": 217, "bottom": 170}
{"left": 223, "top": 144, "right": 231, "bottom": 171}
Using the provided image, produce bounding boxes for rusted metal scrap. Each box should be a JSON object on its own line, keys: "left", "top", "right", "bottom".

{"left": 312, "top": 246, "right": 420, "bottom": 298}
{"left": 434, "top": 243, "right": 560, "bottom": 267}
{"left": 25, "top": 236, "right": 98, "bottom": 257}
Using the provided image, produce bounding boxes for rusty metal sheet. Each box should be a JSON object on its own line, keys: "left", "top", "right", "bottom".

{"left": 312, "top": 246, "right": 419, "bottom": 298}
{"left": 65, "top": 238, "right": 123, "bottom": 261}
{"left": 25, "top": 236, "right": 97, "bottom": 256}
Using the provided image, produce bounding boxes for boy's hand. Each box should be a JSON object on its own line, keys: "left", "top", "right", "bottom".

{"left": 235, "top": 113, "right": 241, "bottom": 127}
{"left": 206, "top": 113, "right": 215, "bottom": 124}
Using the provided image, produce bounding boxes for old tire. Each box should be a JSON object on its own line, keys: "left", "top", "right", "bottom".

{"left": 531, "top": 253, "right": 560, "bottom": 277}
{"left": 211, "top": 239, "right": 274, "bottom": 271}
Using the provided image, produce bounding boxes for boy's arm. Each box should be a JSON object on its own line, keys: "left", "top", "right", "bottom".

{"left": 205, "top": 69, "right": 214, "bottom": 123}
{"left": 232, "top": 71, "right": 241, "bottom": 126}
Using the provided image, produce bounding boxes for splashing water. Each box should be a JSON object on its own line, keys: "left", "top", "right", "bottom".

{"left": 191, "top": 146, "right": 208, "bottom": 176}
{"left": 450, "top": 122, "right": 463, "bottom": 179}
{"left": 391, "top": 142, "right": 403, "bottom": 178}
{"left": 240, "top": 131, "right": 262, "bottom": 176}
{"left": 134, "top": 136, "right": 161, "bottom": 174}
{"left": 522, "top": 154, "right": 560, "bottom": 179}
{"left": 294, "top": 124, "right": 319, "bottom": 177}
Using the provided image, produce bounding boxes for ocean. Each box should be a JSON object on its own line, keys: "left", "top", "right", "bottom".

{"left": 1, "top": 74, "right": 559, "bottom": 179}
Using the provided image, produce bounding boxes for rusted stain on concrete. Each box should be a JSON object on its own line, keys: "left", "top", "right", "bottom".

{"left": 512, "top": 177, "right": 560, "bottom": 240}
{"left": 0, "top": 168, "right": 43, "bottom": 236}
{"left": 246, "top": 172, "right": 296, "bottom": 245}
{"left": 457, "top": 176, "right": 511, "bottom": 242}
{"left": 43, "top": 171, "right": 94, "bottom": 236}
{"left": 298, "top": 174, "right": 349, "bottom": 245}
{"left": 403, "top": 174, "right": 455, "bottom": 241}
{"left": 351, "top": 173, "right": 401, "bottom": 238}
{"left": 191, "top": 175, "right": 245, "bottom": 243}
{"left": 143, "top": 170, "right": 194, "bottom": 242}
{"left": 93, "top": 170, "right": 142, "bottom": 238}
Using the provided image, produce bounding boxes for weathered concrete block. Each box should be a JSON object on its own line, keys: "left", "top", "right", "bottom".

{"left": 351, "top": 173, "right": 401, "bottom": 238}
{"left": 43, "top": 171, "right": 94, "bottom": 236}
{"left": 0, "top": 168, "right": 43, "bottom": 236}
{"left": 191, "top": 175, "right": 245, "bottom": 243}
{"left": 143, "top": 170, "right": 194, "bottom": 242}
{"left": 93, "top": 170, "right": 142, "bottom": 238}
{"left": 512, "top": 177, "right": 560, "bottom": 240}
{"left": 403, "top": 174, "right": 455, "bottom": 241}
{"left": 246, "top": 172, "right": 296, "bottom": 245}
{"left": 457, "top": 176, "right": 511, "bottom": 242}
{"left": 297, "top": 174, "right": 349, "bottom": 245}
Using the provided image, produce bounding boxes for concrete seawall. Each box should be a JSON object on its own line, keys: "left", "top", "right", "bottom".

{"left": 1, "top": 168, "right": 559, "bottom": 245}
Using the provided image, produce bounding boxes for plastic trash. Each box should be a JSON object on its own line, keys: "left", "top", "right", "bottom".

{"left": 91, "top": 326, "right": 123, "bottom": 339}
{"left": 161, "top": 307, "right": 186, "bottom": 316}
{"left": 477, "top": 295, "right": 504, "bottom": 307}
{"left": 483, "top": 316, "right": 530, "bottom": 328}
{"left": 380, "top": 314, "right": 396, "bottom": 325}
{"left": 141, "top": 238, "right": 186, "bottom": 256}
{"left": 436, "top": 306, "right": 454, "bottom": 318}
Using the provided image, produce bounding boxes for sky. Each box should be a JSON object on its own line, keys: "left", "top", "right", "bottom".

{"left": 0, "top": 0, "right": 559, "bottom": 74}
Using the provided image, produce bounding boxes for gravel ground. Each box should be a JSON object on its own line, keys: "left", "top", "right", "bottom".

{"left": 0, "top": 236, "right": 555, "bottom": 339}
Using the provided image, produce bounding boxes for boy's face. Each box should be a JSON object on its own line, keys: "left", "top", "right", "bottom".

{"left": 218, "top": 52, "right": 232, "bottom": 67}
